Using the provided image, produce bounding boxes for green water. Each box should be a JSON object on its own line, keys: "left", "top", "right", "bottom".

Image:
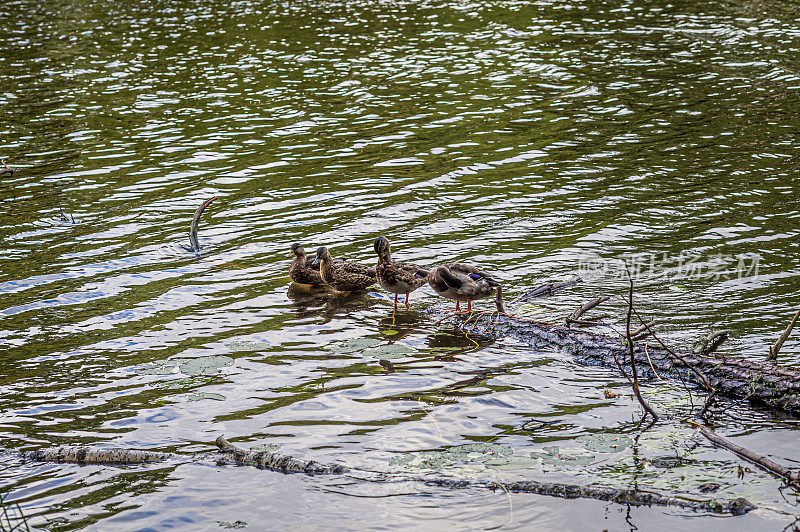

{"left": 1, "top": 0, "right": 799, "bottom": 529}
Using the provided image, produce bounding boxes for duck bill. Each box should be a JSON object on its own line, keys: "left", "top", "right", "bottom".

{"left": 311, "top": 257, "right": 320, "bottom": 267}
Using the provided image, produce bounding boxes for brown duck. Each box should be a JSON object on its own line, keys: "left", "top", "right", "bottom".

{"left": 374, "top": 236, "right": 429, "bottom": 309}
{"left": 312, "top": 246, "right": 376, "bottom": 292}
{"left": 427, "top": 263, "right": 504, "bottom": 313}
{"left": 289, "top": 243, "right": 343, "bottom": 286}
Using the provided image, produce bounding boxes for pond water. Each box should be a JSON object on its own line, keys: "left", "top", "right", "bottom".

{"left": 1, "top": 0, "right": 799, "bottom": 529}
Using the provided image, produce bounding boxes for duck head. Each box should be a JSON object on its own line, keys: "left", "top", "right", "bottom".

{"left": 311, "top": 246, "right": 331, "bottom": 267}
{"left": 374, "top": 236, "right": 391, "bottom": 264}
{"left": 291, "top": 243, "right": 306, "bottom": 259}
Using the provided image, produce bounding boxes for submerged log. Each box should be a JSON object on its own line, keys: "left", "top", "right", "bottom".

{"left": 18, "top": 439, "right": 757, "bottom": 515}
{"left": 442, "top": 312, "right": 800, "bottom": 415}
{"left": 215, "top": 436, "right": 348, "bottom": 474}
{"left": 23, "top": 447, "right": 172, "bottom": 464}
{"left": 427, "top": 478, "right": 755, "bottom": 515}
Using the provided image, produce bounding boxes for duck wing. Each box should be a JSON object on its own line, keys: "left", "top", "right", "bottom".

{"left": 339, "top": 260, "right": 377, "bottom": 279}
{"left": 447, "top": 263, "right": 499, "bottom": 286}
{"left": 396, "top": 262, "right": 429, "bottom": 283}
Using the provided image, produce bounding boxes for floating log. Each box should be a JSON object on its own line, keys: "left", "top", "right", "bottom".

{"left": 442, "top": 312, "right": 800, "bottom": 415}
{"left": 427, "top": 478, "right": 755, "bottom": 515}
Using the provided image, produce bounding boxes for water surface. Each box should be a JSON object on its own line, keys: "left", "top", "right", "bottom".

{"left": 1, "top": 0, "right": 799, "bottom": 529}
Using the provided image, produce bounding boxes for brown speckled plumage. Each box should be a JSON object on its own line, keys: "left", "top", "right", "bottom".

{"left": 374, "top": 236, "right": 429, "bottom": 307}
{"left": 289, "top": 243, "right": 326, "bottom": 285}
{"left": 313, "top": 246, "right": 376, "bottom": 292}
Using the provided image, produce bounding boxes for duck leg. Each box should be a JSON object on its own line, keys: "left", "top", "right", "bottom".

{"left": 405, "top": 293, "right": 409, "bottom": 307}
{"left": 467, "top": 300, "right": 472, "bottom": 313}
{"left": 455, "top": 301, "right": 460, "bottom": 313}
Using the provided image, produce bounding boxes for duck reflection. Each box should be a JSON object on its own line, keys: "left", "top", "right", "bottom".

{"left": 287, "top": 282, "right": 377, "bottom": 323}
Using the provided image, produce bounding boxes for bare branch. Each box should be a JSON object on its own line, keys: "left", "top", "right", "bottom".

{"left": 768, "top": 308, "right": 800, "bottom": 361}
{"left": 625, "top": 300, "right": 714, "bottom": 393}
{"left": 566, "top": 295, "right": 609, "bottom": 327}
{"left": 694, "top": 330, "right": 730, "bottom": 358}
{"left": 624, "top": 262, "right": 659, "bottom": 421}
{"left": 690, "top": 422, "right": 800, "bottom": 486}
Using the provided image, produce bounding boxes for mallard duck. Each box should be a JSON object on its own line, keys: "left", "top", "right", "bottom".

{"left": 427, "top": 263, "right": 505, "bottom": 313}
{"left": 289, "top": 243, "right": 332, "bottom": 286}
{"left": 312, "top": 246, "right": 376, "bottom": 292}
{"left": 374, "top": 236, "right": 429, "bottom": 308}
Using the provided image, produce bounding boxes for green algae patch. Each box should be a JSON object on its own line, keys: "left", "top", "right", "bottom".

{"left": 576, "top": 433, "right": 633, "bottom": 453}
{"left": 390, "top": 443, "right": 515, "bottom": 471}
{"left": 363, "top": 344, "right": 417, "bottom": 359}
{"left": 249, "top": 443, "right": 280, "bottom": 452}
{"left": 325, "top": 338, "right": 382, "bottom": 354}
{"left": 226, "top": 340, "right": 270, "bottom": 352}
{"left": 179, "top": 356, "right": 234, "bottom": 375}
{"left": 134, "top": 355, "right": 234, "bottom": 377}
{"left": 186, "top": 392, "right": 226, "bottom": 402}
{"left": 529, "top": 446, "right": 594, "bottom": 468}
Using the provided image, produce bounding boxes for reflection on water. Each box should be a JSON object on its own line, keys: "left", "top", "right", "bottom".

{"left": 1, "top": 0, "right": 799, "bottom": 528}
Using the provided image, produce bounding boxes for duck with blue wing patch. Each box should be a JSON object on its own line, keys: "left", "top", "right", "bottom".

{"left": 428, "top": 263, "right": 505, "bottom": 313}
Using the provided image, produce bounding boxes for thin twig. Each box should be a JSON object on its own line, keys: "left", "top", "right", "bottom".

{"left": 624, "top": 298, "right": 714, "bottom": 393}
{"left": 696, "top": 393, "right": 717, "bottom": 418}
{"left": 624, "top": 263, "right": 659, "bottom": 421}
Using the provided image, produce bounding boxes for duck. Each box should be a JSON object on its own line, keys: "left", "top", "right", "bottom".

{"left": 373, "top": 236, "right": 429, "bottom": 309}
{"left": 427, "top": 263, "right": 505, "bottom": 313}
{"left": 312, "top": 246, "right": 376, "bottom": 292}
{"left": 289, "top": 243, "right": 335, "bottom": 286}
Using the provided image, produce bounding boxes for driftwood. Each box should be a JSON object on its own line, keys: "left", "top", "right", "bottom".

{"left": 18, "top": 438, "right": 757, "bottom": 515}
{"left": 441, "top": 312, "right": 800, "bottom": 415}
{"left": 631, "top": 319, "right": 656, "bottom": 340}
{"left": 0, "top": 160, "right": 14, "bottom": 177}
